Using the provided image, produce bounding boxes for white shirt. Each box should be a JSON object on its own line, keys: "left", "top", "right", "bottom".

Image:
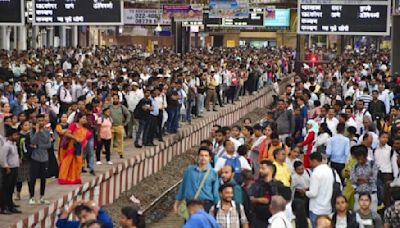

{"left": 374, "top": 144, "right": 398, "bottom": 176}
{"left": 59, "top": 87, "right": 72, "bottom": 104}
{"left": 125, "top": 89, "right": 144, "bottom": 112}
{"left": 291, "top": 170, "right": 311, "bottom": 198}
{"left": 326, "top": 117, "right": 339, "bottom": 135}
{"left": 378, "top": 91, "right": 390, "bottom": 114}
{"left": 354, "top": 109, "right": 371, "bottom": 135}
{"left": 312, "top": 133, "right": 330, "bottom": 153}
{"left": 214, "top": 153, "right": 252, "bottom": 172}
{"left": 229, "top": 137, "right": 243, "bottom": 151}
{"left": 268, "top": 211, "right": 292, "bottom": 228}
{"left": 306, "top": 164, "right": 341, "bottom": 215}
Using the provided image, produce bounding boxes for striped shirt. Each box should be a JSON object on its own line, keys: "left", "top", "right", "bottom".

{"left": 357, "top": 94, "right": 373, "bottom": 109}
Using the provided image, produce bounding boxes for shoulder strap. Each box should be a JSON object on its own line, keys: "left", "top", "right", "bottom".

{"left": 236, "top": 203, "right": 242, "bottom": 225}
{"left": 213, "top": 206, "right": 219, "bottom": 218}
{"left": 194, "top": 168, "right": 211, "bottom": 199}
{"left": 306, "top": 168, "right": 311, "bottom": 177}
{"left": 390, "top": 148, "right": 395, "bottom": 159}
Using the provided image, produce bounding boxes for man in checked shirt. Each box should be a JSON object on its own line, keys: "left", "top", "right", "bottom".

{"left": 350, "top": 145, "right": 379, "bottom": 212}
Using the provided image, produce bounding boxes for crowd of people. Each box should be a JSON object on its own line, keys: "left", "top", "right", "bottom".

{"left": 0, "top": 46, "right": 293, "bottom": 215}
{"left": 174, "top": 47, "right": 400, "bottom": 228}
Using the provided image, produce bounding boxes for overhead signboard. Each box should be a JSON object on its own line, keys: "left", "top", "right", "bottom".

{"left": 0, "top": 0, "right": 24, "bottom": 25}
{"left": 124, "top": 8, "right": 171, "bottom": 25}
{"left": 162, "top": 5, "right": 203, "bottom": 22}
{"left": 33, "top": 0, "right": 123, "bottom": 25}
{"left": 209, "top": 0, "right": 249, "bottom": 19}
{"left": 297, "top": 0, "right": 390, "bottom": 35}
{"left": 205, "top": 9, "right": 264, "bottom": 27}
{"left": 264, "top": 8, "right": 290, "bottom": 27}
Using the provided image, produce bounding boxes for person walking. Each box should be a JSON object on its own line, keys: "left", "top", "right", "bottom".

{"left": 273, "top": 100, "right": 295, "bottom": 142}
{"left": 0, "top": 128, "right": 21, "bottom": 214}
{"left": 133, "top": 89, "right": 152, "bottom": 148}
{"left": 306, "top": 152, "right": 341, "bottom": 228}
{"left": 110, "top": 94, "right": 131, "bottom": 159}
{"left": 209, "top": 183, "right": 249, "bottom": 228}
{"left": 143, "top": 88, "right": 159, "bottom": 146}
{"left": 29, "top": 114, "right": 52, "bottom": 205}
{"left": 326, "top": 123, "right": 350, "bottom": 183}
{"left": 268, "top": 195, "right": 293, "bottom": 228}
{"left": 183, "top": 200, "right": 220, "bottom": 228}
{"left": 174, "top": 147, "right": 220, "bottom": 217}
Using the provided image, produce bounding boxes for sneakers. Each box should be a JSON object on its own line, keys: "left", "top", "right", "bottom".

{"left": 96, "top": 161, "right": 102, "bottom": 165}
{"left": 40, "top": 198, "right": 50, "bottom": 205}
{"left": 107, "top": 161, "right": 113, "bottom": 165}
{"left": 29, "top": 198, "right": 36, "bottom": 205}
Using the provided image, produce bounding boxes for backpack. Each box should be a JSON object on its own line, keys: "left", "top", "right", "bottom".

{"left": 331, "top": 168, "right": 342, "bottom": 211}
{"left": 224, "top": 155, "right": 242, "bottom": 184}
{"left": 213, "top": 203, "right": 243, "bottom": 227}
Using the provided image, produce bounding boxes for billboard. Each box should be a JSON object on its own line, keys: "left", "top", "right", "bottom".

{"left": 297, "top": 0, "right": 390, "bottom": 35}
{"left": 124, "top": 9, "right": 171, "bottom": 25}
{"left": 162, "top": 5, "right": 203, "bottom": 22}
{"left": 205, "top": 8, "right": 264, "bottom": 27}
{"left": 0, "top": 0, "right": 24, "bottom": 25}
{"left": 264, "top": 9, "right": 290, "bottom": 27}
{"left": 209, "top": 0, "right": 249, "bottom": 18}
{"left": 33, "top": 0, "right": 123, "bottom": 25}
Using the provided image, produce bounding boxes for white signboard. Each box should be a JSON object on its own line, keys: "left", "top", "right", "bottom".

{"left": 124, "top": 8, "right": 171, "bottom": 25}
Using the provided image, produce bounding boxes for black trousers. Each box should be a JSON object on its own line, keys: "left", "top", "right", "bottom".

{"left": 157, "top": 110, "right": 164, "bottom": 140}
{"left": 96, "top": 139, "right": 111, "bottom": 162}
{"left": 216, "top": 85, "right": 223, "bottom": 107}
{"left": 29, "top": 160, "right": 48, "bottom": 198}
{"left": 331, "top": 161, "right": 345, "bottom": 184}
{"left": 143, "top": 115, "right": 157, "bottom": 145}
{"left": 226, "top": 86, "right": 236, "bottom": 104}
{"left": 0, "top": 168, "right": 18, "bottom": 210}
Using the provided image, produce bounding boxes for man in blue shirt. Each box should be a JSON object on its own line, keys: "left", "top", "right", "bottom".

{"left": 143, "top": 88, "right": 159, "bottom": 146}
{"left": 56, "top": 201, "right": 113, "bottom": 228}
{"left": 174, "top": 146, "right": 220, "bottom": 213}
{"left": 326, "top": 123, "right": 350, "bottom": 183}
{"left": 183, "top": 200, "right": 220, "bottom": 228}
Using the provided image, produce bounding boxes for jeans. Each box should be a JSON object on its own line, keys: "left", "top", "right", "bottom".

{"left": 126, "top": 111, "right": 136, "bottom": 138}
{"left": 197, "top": 93, "right": 205, "bottom": 113}
{"left": 135, "top": 119, "right": 146, "bottom": 145}
{"left": 96, "top": 139, "right": 111, "bottom": 162}
{"left": 84, "top": 137, "right": 95, "bottom": 171}
{"left": 185, "top": 100, "right": 193, "bottom": 123}
{"left": 143, "top": 116, "right": 157, "bottom": 145}
{"left": 309, "top": 211, "right": 318, "bottom": 228}
{"left": 167, "top": 107, "right": 179, "bottom": 133}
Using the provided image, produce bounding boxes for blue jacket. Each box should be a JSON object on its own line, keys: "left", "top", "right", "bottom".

{"left": 56, "top": 208, "right": 113, "bottom": 228}
{"left": 183, "top": 209, "right": 220, "bottom": 228}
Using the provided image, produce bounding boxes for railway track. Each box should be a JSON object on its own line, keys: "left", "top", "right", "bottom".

{"left": 145, "top": 180, "right": 184, "bottom": 228}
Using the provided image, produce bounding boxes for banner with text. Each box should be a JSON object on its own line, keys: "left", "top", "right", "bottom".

{"left": 162, "top": 5, "right": 203, "bottom": 22}
{"left": 124, "top": 9, "right": 171, "bottom": 25}
{"left": 209, "top": 0, "right": 249, "bottom": 18}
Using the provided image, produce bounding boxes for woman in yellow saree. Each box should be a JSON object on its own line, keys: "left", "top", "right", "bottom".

{"left": 58, "top": 113, "right": 91, "bottom": 184}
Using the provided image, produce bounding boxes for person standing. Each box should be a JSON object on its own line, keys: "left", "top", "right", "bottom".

{"left": 0, "top": 128, "right": 21, "bottom": 214}
{"left": 143, "top": 88, "right": 159, "bottom": 146}
{"left": 29, "top": 114, "right": 52, "bottom": 205}
{"left": 326, "top": 123, "right": 350, "bottom": 183}
{"left": 133, "top": 89, "right": 152, "bottom": 148}
{"left": 59, "top": 82, "right": 73, "bottom": 116}
{"left": 273, "top": 100, "right": 294, "bottom": 142}
{"left": 206, "top": 73, "right": 219, "bottom": 112}
{"left": 273, "top": 148, "right": 291, "bottom": 187}
{"left": 58, "top": 113, "right": 91, "bottom": 185}
{"left": 174, "top": 147, "right": 220, "bottom": 215}
{"left": 209, "top": 183, "right": 249, "bottom": 228}
{"left": 110, "top": 94, "right": 131, "bottom": 159}
{"left": 124, "top": 82, "right": 143, "bottom": 139}
{"left": 166, "top": 82, "right": 180, "bottom": 133}
{"left": 15, "top": 120, "right": 32, "bottom": 201}
{"left": 83, "top": 104, "right": 96, "bottom": 175}
{"left": 306, "top": 152, "right": 341, "bottom": 228}
{"left": 96, "top": 107, "right": 113, "bottom": 165}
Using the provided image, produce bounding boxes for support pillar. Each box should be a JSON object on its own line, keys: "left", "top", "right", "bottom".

{"left": 41, "top": 28, "right": 48, "bottom": 48}
{"left": 71, "top": 26, "right": 78, "bottom": 47}
{"left": 1, "top": 26, "right": 11, "bottom": 50}
{"left": 18, "top": 26, "right": 27, "bottom": 50}
{"left": 391, "top": 15, "right": 400, "bottom": 76}
{"left": 32, "top": 26, "right": 39, "bottom": 49}
{"left": 48, "top": 27, "right": 54, "bottom": 47}
{"left": 59, "top": 26, "right": 66, "bottom": 47}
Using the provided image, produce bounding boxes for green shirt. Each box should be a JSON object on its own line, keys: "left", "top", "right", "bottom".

{"left": 109, "top": 104, "right": 131, "bottom": 126}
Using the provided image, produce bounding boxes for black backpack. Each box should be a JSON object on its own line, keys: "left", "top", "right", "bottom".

{"left": 331, "top": 168, "right": 342, "bottom": 211}
{"left": 213, "top": 202, "right": 243, "bottom": 227}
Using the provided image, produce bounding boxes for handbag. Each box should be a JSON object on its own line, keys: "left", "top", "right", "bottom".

{"left": 178, "top": 168, "right": 211, "bottom": 220}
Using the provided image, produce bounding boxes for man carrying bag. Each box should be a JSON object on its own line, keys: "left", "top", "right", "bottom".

{"left": 174, "top": 146, "right": 220, "bottom": 220}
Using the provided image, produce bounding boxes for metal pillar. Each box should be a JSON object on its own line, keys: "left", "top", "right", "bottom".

{"left": 71, "top": 26, "right": 78, "bottom": 47}
{"left": 59, "top": 26, "right": 66, "bottom": 47}
{"left": 1, "top": 26, "right": 11, "bottom": 50}
{"left": 48, "top": 27, "right": 54, "bottom": 47}
{"left": 391, "top": 15, "right": 400, "bottom": 76}
{"left": 32, "top": 26, "right": 39, "bottom": 49}
{"left": 18, "top": 26, "right": 27, "bottom": 50}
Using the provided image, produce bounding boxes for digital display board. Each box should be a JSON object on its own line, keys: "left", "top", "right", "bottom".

{"left": 297, "top": 0, "right": 390, "bottom": 35}
{"left": 0, "top": 0, "right": 24, "bottom": 25}
{"left": 33, "top": 0, "right": 123, "bottom": 25}
{"left": 205, "top": 8, "right": 264, "bottom": 27}
{"left": 264, "top": 9, "right": 290, "bottom": 27}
